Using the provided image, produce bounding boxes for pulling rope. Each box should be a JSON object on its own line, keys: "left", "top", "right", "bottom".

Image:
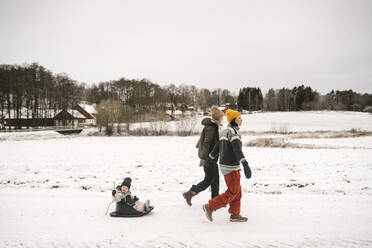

{"left": 105, "top": 181, "right": 116, "bottom": 215}
{"left": 105, "top": 200, "right": 114, "bottom": 215}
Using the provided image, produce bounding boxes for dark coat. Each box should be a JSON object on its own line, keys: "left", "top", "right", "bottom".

{"left": 197, "top": 118, "right": 220, "bottom": 160}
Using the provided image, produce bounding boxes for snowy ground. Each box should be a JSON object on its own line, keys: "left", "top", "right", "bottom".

{"left": 1, "top": 111, "right": 372, "bottom": 247}
{"left": 131, "top": 111, "right": 372, "bottom": 133}
{"left": 239, "top": 111, "right": 372, "bottom": 132}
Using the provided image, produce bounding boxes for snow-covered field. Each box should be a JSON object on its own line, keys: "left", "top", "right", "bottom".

{"left": 239, "top": 111, "right": 372, "bottom": 132}
{"left": 132, "top": 111, "right": 372, "bottom": 134}
{"left": 1, "top": 111, "right": 372, "bottom": 247}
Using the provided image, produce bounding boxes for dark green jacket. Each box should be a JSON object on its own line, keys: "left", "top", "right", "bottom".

{"left": 197, "top": 118, "right": 220, "bottom": 160}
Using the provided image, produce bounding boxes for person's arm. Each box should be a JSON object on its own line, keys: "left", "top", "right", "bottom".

{"left": 209, "top": 141, "right": 219, "bottom": 161}
{"left": 231, "top": 133, "right": 252, "bottom": 179}
{"left": 231, "top": 134, "right": 245, "bottom": 163}
{"left": 200, "top": 127, "right": 215, "bottom": 159}
{"left": 112, "top": 191, "right": 123, "bottom": 203}
{"left": 125, "top": 195, "right": 134, "bottom": 205}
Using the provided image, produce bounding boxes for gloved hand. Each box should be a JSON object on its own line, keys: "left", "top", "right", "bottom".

{"left": 112, "top": 190, "right": 116, "bottom": 196}
{"left": 207, "top": 155, "right": 217, "bottom": 163}
{"left": 199, "top": 159, "right": 207, "bottom": 167}
{"left": 241, "top": 160, "right": 252, "bottom": 179}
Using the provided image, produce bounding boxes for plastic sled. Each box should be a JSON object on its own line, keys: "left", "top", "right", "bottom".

{"left": 110, "top": 202, "right": 154, "bottom": 217}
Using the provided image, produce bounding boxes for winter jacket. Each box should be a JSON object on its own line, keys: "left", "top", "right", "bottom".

{"left": 209, "top": 125, "right": 246, "bottom": 172}
{"left": 112, "top": 186, "right": 139, "bottom": 206}
{"left": 196, "top": 118, "right": 221, "bottom": 160}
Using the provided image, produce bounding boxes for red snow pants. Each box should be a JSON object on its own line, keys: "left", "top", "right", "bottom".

{"left": 208, "top": 170, "right": 242, "bottom": 215}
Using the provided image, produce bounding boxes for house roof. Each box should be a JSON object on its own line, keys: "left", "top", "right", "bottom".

{"left": 78, "top": 103, "right": 97, "bottom": 114}
{"left": 3, "top": 108, "right": 87, "bottom": 120}
{"left": 74, "top": 103, "right": 96, "bottom": 119}
{"left": 70, "top": 110, "right": 86, "bottom": 119}
{"left": 54, "top": 109, "right": 86, "bottom": 120}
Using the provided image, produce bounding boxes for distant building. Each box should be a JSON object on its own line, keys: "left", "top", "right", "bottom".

{"left": 2, "top": 102, "right": 98, "bottom": 128}
{"left": 73, "top": 103, "right": 97, "bottom": 125}
{"left": 3, "top": 107, "right": 54, "bottom": 127}
{"left": 54, "top": 109, "right": 86, "bottom": 127}
{"left": 54, "top": 103, "right": 97, "bottom": 126}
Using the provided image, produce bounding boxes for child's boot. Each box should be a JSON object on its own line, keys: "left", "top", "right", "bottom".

{"left": 145, "top": 200, "right": 151, "bottom": 210}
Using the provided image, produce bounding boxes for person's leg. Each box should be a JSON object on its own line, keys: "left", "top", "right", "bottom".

{"left": 228, "top": 180, "right": 241, "bottom": 215}
{"left": 184, "top": 161, "right": 214, "bottom": 206}
{"left": 208, "top": 170, "right": 240, "bottom": 211}
{"left": 227, "top": 171, "right": 247, "bottom": 222}
{"left": 190, "top": 161, "right": 214, "bottom": 194}
{"left": 133, "top": 201, "right": 145, "bottom": 212}
{"left": 210, "top": 162, "right": 220, "bottom": 198}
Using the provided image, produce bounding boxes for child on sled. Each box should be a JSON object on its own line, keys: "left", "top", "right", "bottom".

{"left": 112, "top": 177, "right": 151, "bottom": 212}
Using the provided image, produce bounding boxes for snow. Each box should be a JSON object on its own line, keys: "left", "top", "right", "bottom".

{"left": 1, "top": 111, "right": 372, "bottom": 247}
{"left": 0, "top": 128, "right": 96, "bottom": 142}
{"left": 3, "top": 107, "right": 59, "bottom": 119}
{"left": 1, "top": 189, "right": 371, "bottom": 247}
{"left": 68, "top": 109, "right": 86, "bottom": 119}
{"left": 239, "top": 111, "right": 372, "bottom": 132}
{"left": 166, "top": 110, "right": 184, "bottom": 116}
{"left": 293, "top": 136, "right": 372, "bottom": 149}
{"left": 130, "top": 111, "right": 372, "bottom": 134}
{"left": 78, "top": 103, "right": 97, "bottom": 115}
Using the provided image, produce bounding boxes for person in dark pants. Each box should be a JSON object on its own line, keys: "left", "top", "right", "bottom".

{"left": 182, "top": 106, "right": 225, "bottom": 206}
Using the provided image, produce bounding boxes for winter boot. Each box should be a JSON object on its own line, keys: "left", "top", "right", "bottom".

{"left": 182, "top": 191, "right": 196, "bottom": 206}
{"left": 230, "top": 214, "right": 248, "bottom": 222}
{"left": 144, "top": 200, "right": 151, "bottom": 211}
{"left": 202, "top": 204, "right": 213, "bottom": 222}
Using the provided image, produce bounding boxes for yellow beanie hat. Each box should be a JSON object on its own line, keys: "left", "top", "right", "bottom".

{"left": 226, "top": 109, "right": 241, "bottom": 123}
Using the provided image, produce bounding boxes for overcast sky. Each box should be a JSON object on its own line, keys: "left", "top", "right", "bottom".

{"left": 1, "top": 0, "right": 371, "bottom": 94}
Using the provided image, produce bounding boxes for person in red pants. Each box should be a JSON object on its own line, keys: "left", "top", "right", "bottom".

{"left": 202, "top": 109, "right": 252, "bottom": 222}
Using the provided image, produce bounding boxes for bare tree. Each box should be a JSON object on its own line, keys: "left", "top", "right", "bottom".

{"left": 197, "top": 88, "right": 212, "bottom": 112}
{"left": 96, "top": 99, "right": 125, "bottom": 136}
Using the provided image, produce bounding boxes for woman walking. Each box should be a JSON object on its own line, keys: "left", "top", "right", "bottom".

{"left": 182, "top": 106, "right": 225, "bottom": 206}
{"left": 202, "top": 109, "right": 252, "bottom": 222}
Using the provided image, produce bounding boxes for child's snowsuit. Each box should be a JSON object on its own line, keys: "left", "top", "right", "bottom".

{"left": 112, "top": 186, "right": 147, "bottom": 212}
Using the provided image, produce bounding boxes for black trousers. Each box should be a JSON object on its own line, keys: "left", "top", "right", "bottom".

{"left": 190, "top": 160, "right": 220, "bottom": 198}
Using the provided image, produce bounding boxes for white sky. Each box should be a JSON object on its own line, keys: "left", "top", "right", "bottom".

{"left": 0, "top": 0, "right": 371, "bottom": 94}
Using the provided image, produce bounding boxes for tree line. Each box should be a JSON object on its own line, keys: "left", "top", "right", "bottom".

{"left": 86, "top": 79, "right": 236, "bottom": 115}
{"left": 0, "top": 63, "right": 85, "bottom": 125}
{"left": 237, "top": 85, "right": 372, "bottom": 112}
{"left": 0, "top": 63, "right": 236, "bottom": 127}
{"left": 1, "top": 63, "right": 371, "bottom": 129}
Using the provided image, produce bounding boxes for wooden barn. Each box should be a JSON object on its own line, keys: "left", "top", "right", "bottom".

{"left": 72, "top": 103, "right": 97, "bottom": 125}
{"left": 54, "top": 109, "right": 86, "bottom": 127}
{"left": 2, "top": 108, "right": 54, "bottom": 128}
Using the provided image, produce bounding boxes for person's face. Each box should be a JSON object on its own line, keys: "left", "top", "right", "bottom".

{"left": 121, "top": 186, "right": 129, "bottom": 193}
{"left": 218, "top": 116, "right": 223, "bottom": 124}
{"left": 235, "top": 115, "right": 242, "bottom": 126}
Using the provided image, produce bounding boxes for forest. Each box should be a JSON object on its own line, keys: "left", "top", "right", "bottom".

{"left": 1, "top": 63, "right": 371, "bottom": 127}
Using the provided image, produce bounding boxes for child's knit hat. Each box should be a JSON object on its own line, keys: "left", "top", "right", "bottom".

{"left": 226, "top": 109, "right": 241, "bottom": 123}
{"left": 121, "top": 177, "right": 132, "bottom": 189}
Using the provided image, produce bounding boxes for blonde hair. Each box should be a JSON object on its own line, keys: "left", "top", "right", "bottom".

{"left": 211, "top": 106, "right": 224, "bottom": 120}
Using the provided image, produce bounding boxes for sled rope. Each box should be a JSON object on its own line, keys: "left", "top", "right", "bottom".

{"left": 105, "top": 180, "right": 116, "bottom": 215}
{"left": 105, "top": 200, "right": 114, "bottom": 215}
